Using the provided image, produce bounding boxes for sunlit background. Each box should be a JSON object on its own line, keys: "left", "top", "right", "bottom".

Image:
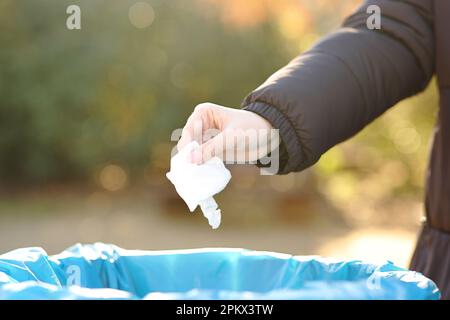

{"left": 0, "top": 0, "right": 438, "bottom": 268}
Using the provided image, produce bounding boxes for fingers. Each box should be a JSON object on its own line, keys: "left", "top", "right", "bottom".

{"left": 194, "top": 128, "right": 276, "bottom": 165}
{"left": 202, "top": 131, "right": 227, "bottom": 163}
{"left": 194, "top": 128, "right": 241, "bottom": 164}
{"left": 179, "top": 103, "right": 264, "bottom": 164}
{"left": 177, "top": 103, "right": 277, "bottom": 166}
{"left": 177, "top": 124, "right": 196, "bottom": 152}
{"left": 177, "top": 103, "right": 223, "bottom": 152}
{"left": 177, "top": 104, "right": 207, "bottom": 151}
{"left": 193, "top": 131, "right": 227, "bottom": 164}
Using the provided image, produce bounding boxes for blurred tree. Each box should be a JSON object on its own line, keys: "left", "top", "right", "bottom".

{"left": 0, "top": 0, "right": 438, "bottom": 219}
{"left": 0, "top": 0, "right": 297, "bottom": 182}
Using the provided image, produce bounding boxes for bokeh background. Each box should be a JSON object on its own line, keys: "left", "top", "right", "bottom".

{"left": 0, "top": 0, "right": 438, "bottom": 267}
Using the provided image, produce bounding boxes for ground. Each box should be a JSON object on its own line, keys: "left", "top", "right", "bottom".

{"left": 0, "top": 182, "right": 423, "bottom": 268}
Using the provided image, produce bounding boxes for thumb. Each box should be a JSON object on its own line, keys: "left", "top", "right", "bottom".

{"left": 192, "top": 131, "right": 229, "bottom": 164}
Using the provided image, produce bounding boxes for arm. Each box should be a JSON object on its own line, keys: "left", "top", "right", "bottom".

{"left": 242, "top": 0, "right": 435, "bottom": 174}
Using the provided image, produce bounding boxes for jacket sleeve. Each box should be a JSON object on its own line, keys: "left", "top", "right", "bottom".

{"left": 242, "top": 0, "right": 434, "bottom": 174}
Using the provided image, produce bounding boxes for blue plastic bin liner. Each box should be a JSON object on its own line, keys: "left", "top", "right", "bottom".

{"left": 0, "top": 243, "right": 440, "bottom": 300}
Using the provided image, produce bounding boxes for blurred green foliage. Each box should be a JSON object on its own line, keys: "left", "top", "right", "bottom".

{"left": 0, "top": 0, "right": 293, "bottom": 182}
{"left": 0, "top": 0, "right": 438, "bottom": 212}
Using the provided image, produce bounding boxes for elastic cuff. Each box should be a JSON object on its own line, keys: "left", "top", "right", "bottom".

{"left": 243, "top": 101, "right": 302, "bottom": 174}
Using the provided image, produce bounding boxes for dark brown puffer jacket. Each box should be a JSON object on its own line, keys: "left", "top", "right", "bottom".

{"left": 242, "top": 0, "right": 450, "bottom": 299}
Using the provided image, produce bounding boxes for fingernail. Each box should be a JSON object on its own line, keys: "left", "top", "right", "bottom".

{"left": 190, "top": 150, "right": 202, "bottom": 164}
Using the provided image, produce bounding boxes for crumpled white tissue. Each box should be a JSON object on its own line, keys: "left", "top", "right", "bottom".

{"left": 166, "top": 141, "right": 231, "bottom": 229}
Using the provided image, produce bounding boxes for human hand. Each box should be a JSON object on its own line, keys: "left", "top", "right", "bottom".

{"left": 177, "top": 103, "right": 277, "bottom": 164}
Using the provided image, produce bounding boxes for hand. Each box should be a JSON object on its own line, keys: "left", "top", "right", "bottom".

{"left": 178, "top": 102, "right": 276, "bottom": 164}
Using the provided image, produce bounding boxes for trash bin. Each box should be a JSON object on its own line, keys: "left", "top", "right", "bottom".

{"left": 0, "top": 243, "right": 440, "bottom": 300}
